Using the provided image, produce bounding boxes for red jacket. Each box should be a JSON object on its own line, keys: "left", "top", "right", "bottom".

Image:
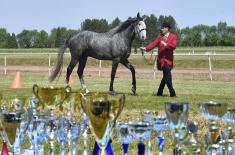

{"left": 145, "top": 33, "right": 177, "bottom": 70}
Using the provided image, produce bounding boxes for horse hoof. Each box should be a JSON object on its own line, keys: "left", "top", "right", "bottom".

{"left": 109, "top": 90, "right": 116, "bottom": 96}
{"left": 131, "top": 87, "right": 136, "bottom": 95}
{"left": 85, "top": 88, "right": 90, "bottom": 94}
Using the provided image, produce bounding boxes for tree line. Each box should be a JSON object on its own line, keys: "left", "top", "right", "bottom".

{"left": 0, "top": 14, "right": 234, "bottom": 49}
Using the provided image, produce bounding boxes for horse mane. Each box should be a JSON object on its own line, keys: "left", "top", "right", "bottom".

{"left": 107, "top": 18, "right": 138, "bottom": 35}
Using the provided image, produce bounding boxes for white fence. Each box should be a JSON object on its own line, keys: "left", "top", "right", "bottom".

{"left": 1, "top": 52, "right": 235, "bottom": 81}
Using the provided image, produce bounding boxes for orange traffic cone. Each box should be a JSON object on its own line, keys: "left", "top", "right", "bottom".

{"left": 10, "top": 71, "right": 22, "bottom": 88}
{"left": 69, "top": 74, "right": 75, "bottom": 85}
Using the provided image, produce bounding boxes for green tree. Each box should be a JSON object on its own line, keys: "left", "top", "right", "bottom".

{"left": 34, "top": 30, "right": 50, "bottom": 48}
{"left": 6, "top": 33, "right": 18, "bottom": 48}
{"left": 110, "top": 17, "right": 121, "bottom": 29}
{"left": 17, "top": 30, "right": 32, "bottom": 48}
{"left": 0, "top": 28, "right": 8, "bottom": 48}
{"left": 81, "top": 19, "right": 109, "bottom": 33}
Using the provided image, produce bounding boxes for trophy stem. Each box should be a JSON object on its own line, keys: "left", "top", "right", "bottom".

{"left": 48, "top": 137, "right": 55, "bottom": 155}
{"left": 83, "top": 128, "right": 89, "bottom": 155}
{"left": 59, "top": 141, "right": 66, "bottom": 155}
{"left": 147, "top": 137, "right": 152, "bottom": 155}
{"left": 173, "top": 145, "right": 182, "bottom": 155}
{"left": 156, "top": 131, "right": 165, "bottom": 155}
{"left": 67, "top": 130, "right": 78, "bottom": 155}
{"left": 100, "top": 146, "right": 106, "bottom": 155}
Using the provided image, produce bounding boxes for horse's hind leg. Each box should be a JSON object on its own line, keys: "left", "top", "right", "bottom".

{"left": 66, "top": 58, "right": 78, "bottom": 85}
{"left": 109, "top": 60, "right": 119, "bottom": 95}
{"left": 121, "top": 59, "right": 136, "bottom": 95}
{"left": 77, "top": 56, "right": 89, "bottom": 93}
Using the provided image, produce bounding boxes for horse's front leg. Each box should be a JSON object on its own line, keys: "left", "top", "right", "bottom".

{"left": 121, "top": 59, "right": 136, "bottom": 95}
{"left": 109, "top": 60, "right": 119, "bottom": 95}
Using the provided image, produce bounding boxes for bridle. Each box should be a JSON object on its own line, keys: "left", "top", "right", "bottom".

{"left": 134, "top": 21, "right": 146, "bottom": 38}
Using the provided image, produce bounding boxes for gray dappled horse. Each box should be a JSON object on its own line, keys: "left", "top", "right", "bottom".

{"left": 49, "top": 13, "right": 146, "bottom": 95}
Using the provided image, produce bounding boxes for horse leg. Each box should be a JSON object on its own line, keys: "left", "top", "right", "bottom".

{"left": 77, "top": 56, "right": 89, "bottom": 93}
{"left": 109, "top": 60, "right": 119, "bottom": 95}
{"left": 66, "top": 58, "right": 78, "bottom": 85}
{"left": 121, "top": 59, "right": 136, "bottom": 95}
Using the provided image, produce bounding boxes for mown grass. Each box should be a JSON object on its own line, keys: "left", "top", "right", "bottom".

{"left": 0, "top": 73, "right": 235, "bottom": 154}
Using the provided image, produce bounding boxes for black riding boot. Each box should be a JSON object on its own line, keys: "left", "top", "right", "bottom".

{"left": 157, "top": 78, "right": 165, "bottom": 96}
{"left": 162, "top": 64, "right": 176, "bottom": 97}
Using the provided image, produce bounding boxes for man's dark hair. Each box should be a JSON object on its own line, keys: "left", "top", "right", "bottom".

{"left": 161, "top": 22, "right": 171, "bottom": 29}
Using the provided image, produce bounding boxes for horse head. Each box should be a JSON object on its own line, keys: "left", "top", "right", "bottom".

{"left": 134, "top": 13, "right": 147, "bottom": 41}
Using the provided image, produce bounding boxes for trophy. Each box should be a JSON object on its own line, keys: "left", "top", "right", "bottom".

{"left": 221, "top": 107, "right": 235, "bottom": 154}
{"left": 24, "top": 96, "right": 45, "bottom": 155}
{"left": 116, "top": 122, "right": 133, "bottom": 155}
{"left": 181, "top": 121, "right": 204, "bottom": 154}
{"left": 152, "top": 115, "right": 168, "bottom": 155}
{"left": 142, "top": 111, "right": 167, "bottom": 155}
{"left": 199, "top": 101, "right": 227, "bottom": 154}
{"left": 165, "top": 102, "right": 189, "bottom": 155}
{"left": 56, "top": 117, "right": 69, "bottom": 155}
{"left": 67, "top": 116, "right": 81, "bottom": 155}
{"left": 32, "top": 84, "right": 71, "bottom": 113}
{"left": 128, "top": 121, "right": 153, "bottom": 155}
{"left": 80, "top": 92, "right": 125, "bottom": 155}
{"left": 32, "top": 84, "right": 71, "bottom": 154}
{"left": 0, "top": 98, "right": 27, "bottom": 154}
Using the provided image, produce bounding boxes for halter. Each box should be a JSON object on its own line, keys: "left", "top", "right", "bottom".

{"left": 134, "top": 21, "right": 146, "bottom": 38}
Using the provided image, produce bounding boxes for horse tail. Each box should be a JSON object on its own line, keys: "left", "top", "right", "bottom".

{"left": 49, "top": 39, "right": 69, "bottom": 82}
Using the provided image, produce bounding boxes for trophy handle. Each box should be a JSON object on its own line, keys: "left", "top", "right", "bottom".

{"left": 59, "top": 86, "right": 72, "bottom": 111}
{"left": 65, "top": 85, "right": 72, "bottom": 99}
{"left": 115, "top": 94, "right": 125, "bottom": 121}
{"left": 32, "top": 84, "right": 39, "bottom": 97}
{"left": 32, "top": 84, "right": 45, "bottom": 109}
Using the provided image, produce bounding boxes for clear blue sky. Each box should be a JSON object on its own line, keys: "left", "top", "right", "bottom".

{"left": 1, "top": 0, "right": 234, "bottom": 34}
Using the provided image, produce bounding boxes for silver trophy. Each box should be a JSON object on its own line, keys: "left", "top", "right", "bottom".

{"left": 181, "top": 121, "right": 205, "bottom": 154}
{"left": 221, "top": 107, "right": 235, "bottom": 154}
{"left": 199, "top": 101, "right": 227, "bottom": 155}
{"left": 128, "top": 121, "right": 153, "bottom": 155}
{"left": 116, "top": 122, "right": 133, "bottom": 155}
{"left": 165, "top": 102, "right": 189, "bottom": 155}
{"left": 143, "top": 111, "right": 168, "bottom": 155}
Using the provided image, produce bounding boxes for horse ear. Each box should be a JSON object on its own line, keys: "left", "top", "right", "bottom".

{"left": 143, "top": 17, "right": 146, "bottom": 21}
{"left": 137, "top": 12, "right": 140, "bottom": 19}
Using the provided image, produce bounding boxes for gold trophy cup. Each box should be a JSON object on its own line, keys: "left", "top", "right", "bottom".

{"left": 80, "top": 92, "right": 125, "bottom": 155}
{"left": 32, "top": 84, "right": 71, "bottom": 154}
{"left": 0, "top": 98, "right": 26, "bottom": 154}
{"left": 32, "top": 84, "right": 71, "bottom": 112}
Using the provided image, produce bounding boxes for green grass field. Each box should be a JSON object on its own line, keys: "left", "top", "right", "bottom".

{"left": 1, "top": 73, "right": 235, "bottom": 154}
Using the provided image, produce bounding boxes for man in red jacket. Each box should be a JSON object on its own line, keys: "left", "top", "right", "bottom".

{"left": 140, "top": 22, "right": 177, "bottom": 97}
